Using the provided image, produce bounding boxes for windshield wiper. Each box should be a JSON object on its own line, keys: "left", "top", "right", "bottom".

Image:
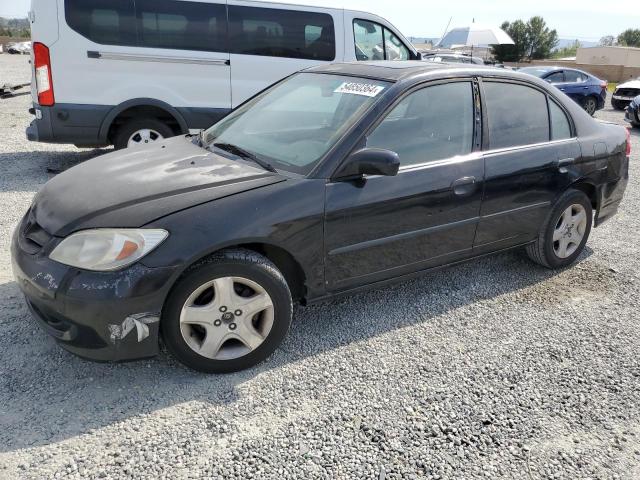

{"left": 212, "top": 142, "right": 277, "bottom": 173}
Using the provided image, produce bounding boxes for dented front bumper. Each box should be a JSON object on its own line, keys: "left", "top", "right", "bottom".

{"left": 11, "top": 227, "right": 177, "bottom": 362}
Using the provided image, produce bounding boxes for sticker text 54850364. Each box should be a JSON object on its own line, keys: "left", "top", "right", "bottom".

{"left": 334, "top": 82, "right": 385, "bottom": 97}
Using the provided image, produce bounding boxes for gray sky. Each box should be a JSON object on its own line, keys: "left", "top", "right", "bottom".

{"left": 1, "top": 0, "right": 638, "bottom": 41}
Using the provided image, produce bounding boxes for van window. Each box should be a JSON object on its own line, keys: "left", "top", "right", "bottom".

{"left": 354, "top": 20, "right": 384, "bottom": 60}
{"left": 549, "top": 100, "right": 572, "bottom": 140}
{"left": 229, "top": 6, "right": 335, "bottom": 61}
{"left": 136, "top": 0, "right": 227, "bottom": 52}
{"left": 353, "top": 19, "right": 411, "bottom": 61}
{"left": 65, "top": 0, "right": 136, "bottom": 46}
{"left": 367, "top": 82, "right": 474, "bottom": 166}
{"left": 65, "top": 0, "right": 227, "bottom": 52}
{"left": 484, "top": 82, "right": 550, "bottom": 149}
{"left": 384, "top": 28, "right": 410, "bottom": 60}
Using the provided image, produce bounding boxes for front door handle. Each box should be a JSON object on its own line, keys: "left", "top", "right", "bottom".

{"left": 452, "top": 176, "right": 477, "bottom": 196}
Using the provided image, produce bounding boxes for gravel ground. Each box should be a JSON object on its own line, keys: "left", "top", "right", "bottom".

{"left": 1, "top": 53, "right": 640, "bottom": 479}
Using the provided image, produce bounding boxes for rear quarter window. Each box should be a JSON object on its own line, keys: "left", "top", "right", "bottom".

{"left": 484, "top": 82, "right": 550, "bottom": 149}
{"left": 549, "top": 100, "right": 572, "bottom": 140}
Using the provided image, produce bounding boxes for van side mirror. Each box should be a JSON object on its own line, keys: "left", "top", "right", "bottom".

{"left": 334, "top": 148, "right": 400, "bottom": 180}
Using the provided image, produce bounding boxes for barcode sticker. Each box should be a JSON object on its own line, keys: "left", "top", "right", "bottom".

{"left": 334, "top": 82, "right": 384, "bottom": 97}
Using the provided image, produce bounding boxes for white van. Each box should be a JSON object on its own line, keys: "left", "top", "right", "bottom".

{"left": 26, "top": 0, "right": 420, "bottom": 149}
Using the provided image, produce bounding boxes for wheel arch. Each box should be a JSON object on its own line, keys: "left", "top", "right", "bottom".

{"left": 99, "top": 98, "right": 189, "bottom": 144}
{"left": 166, "top": 242, "right": 309, "bottom": 306}
{"left": 569, "top": 179, "right": 599, "bottom": 212}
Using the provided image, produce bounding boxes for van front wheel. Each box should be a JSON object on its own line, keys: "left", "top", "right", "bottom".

{"left": 113, "top": 117, "right": 175, "bottom": 150}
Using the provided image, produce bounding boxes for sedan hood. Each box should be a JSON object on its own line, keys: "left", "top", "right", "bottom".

{"left": 33, "top": 135, "right": 285, "bottom": 236}
{"left": 617, "top": 79, "right": 640, "bottom": 90}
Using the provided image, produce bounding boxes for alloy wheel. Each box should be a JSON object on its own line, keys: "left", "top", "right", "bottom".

{"left": 553, "top": 204, "right": 587, "bottom": 259}
{"left": 584, "top": 98, "right": 597, "bottom": 116}
{"left": 179, "top": 276, "right": 274, "bottom": 360}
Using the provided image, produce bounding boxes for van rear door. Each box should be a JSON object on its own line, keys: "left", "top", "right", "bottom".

{"left": 227, "top": 2, "right": 343, "bottom": 107}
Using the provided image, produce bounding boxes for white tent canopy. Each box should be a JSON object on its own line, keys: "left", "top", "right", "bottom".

{"left": 437, "top": 24, "right": 515, "bottom": 48}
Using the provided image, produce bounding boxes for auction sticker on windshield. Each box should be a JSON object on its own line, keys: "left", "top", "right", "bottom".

{"left": 334, "top": 82, "right": 385, "bottom": 97}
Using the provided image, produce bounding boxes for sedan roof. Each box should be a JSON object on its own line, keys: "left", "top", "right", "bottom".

{"left": 307, "top": 60, "right": 516, "bottom": 82}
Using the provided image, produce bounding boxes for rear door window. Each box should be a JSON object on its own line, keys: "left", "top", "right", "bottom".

{"left": 564, "top": 70, "right": 586, "bottom": 83}
{"left": 65, "top": 0, "right": 137, "bottom": 46}
{"left": 229, "top": 6, "right": 335, "bottom": 61}
{"left": 136, "top": 0, "right": 227, "bottom": 52}
{"left": 484, "top": 82, "right": 550, "bottom": 149}
{"left": 545, "top": 71, "right": 564, "bottom": 84}
{"left": 354, "top": 19, "right": 411, "bottom": 61}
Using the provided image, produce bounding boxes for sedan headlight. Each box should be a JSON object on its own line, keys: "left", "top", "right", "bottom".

{"left": 49, "top": 229, "right": 168, "bottom": 271}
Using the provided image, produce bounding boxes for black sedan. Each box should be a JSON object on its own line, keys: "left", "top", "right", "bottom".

{"left": 12, "top": 62, "right": 630, "bottom": 373}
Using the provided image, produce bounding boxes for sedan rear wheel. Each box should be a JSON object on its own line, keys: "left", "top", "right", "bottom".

{"left": 162, "top": 249, "right": 293, "bottom": 373}
{"left": 526, "top": 189, "right": 592, "bottom": 269}
{"left": 583, "top": 96, "right": 597, "bottom": 116}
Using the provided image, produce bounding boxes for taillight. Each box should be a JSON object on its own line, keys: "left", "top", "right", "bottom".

{"left": 33, "top": 42, "right": 54, "bottom": 106}
{"left": 626, "top": 128, "right": 631, "bottom": 157}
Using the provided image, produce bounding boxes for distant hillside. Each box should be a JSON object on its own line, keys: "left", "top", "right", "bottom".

{"left": 554, "top": 38, "right": 598, "bottom": 51}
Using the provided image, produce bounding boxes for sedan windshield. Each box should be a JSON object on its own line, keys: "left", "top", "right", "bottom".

{"left": 203, "top": 73, "right": 390, "bottom": 175}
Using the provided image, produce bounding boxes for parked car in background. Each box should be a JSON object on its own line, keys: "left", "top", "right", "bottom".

{"left": 7, "top": 41, "right": 31, "bottom": 54}
{"left": 519, "top": 66, "right": 607, "bottom": 116}
{"left": 612, "top": 78, "right": 640, "bottom": 110}
{"left": 12, "top": 61, "right": 630, "bottom": 372}
{"left": 26, "top": 0, "right": 419, "bottom": 150}
{"left": 422, "top": 53, "right": 484, "bottom": 64}
{"left": 626, "top": 95, "right": 640, "bottom": 128}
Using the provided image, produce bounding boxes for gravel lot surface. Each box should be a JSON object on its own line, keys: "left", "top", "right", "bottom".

{"left": 1, "top": 54, "right": 640, "bottom": 479}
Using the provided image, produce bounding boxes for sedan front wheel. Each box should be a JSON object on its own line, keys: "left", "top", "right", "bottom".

{"left": 162, "top": 249, "right": 293, "bottom": 373}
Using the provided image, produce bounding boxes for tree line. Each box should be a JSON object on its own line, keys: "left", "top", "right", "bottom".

{"left": 492, "top": 18, "right": 640, "bottom": 63}
{"left": 599, "top": 30, "right": 640, "bottom": 48}
{"left": 0, "top": 17, "right": 30, "bottom": 38}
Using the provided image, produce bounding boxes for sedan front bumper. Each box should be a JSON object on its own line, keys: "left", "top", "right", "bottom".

{"left": 11, "top": 225, "right": 178, "bottom": 362}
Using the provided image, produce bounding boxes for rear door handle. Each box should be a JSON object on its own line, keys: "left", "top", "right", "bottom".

{"left": 556, "top": 158, "right": 575, "bottom": 171}
{"left": 452, "top": 176, "right": 477, "bottom": 196}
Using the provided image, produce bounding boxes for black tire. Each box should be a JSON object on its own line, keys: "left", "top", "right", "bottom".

{"left": 161, "top": 249, "right": 293, "bottom": 373}
{"left": 582, "top": 96, "right": 598, "bottom": 116}
{"left": 526, "top": 189, "right": 593, "bottom": 269}
{"left": 113, "top": 117, "right": 175, "bottom": 150}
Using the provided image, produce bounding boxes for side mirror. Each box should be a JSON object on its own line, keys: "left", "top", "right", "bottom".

{"left": 334, "top": 148, "right": 400, "bottom": 180}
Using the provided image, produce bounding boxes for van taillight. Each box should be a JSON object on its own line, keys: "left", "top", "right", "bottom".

{"left": 626, "top": 128, "right": 631, "bottom": 157}
{"left": 33, "top": 42, "right": 54, "bottom": 106}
